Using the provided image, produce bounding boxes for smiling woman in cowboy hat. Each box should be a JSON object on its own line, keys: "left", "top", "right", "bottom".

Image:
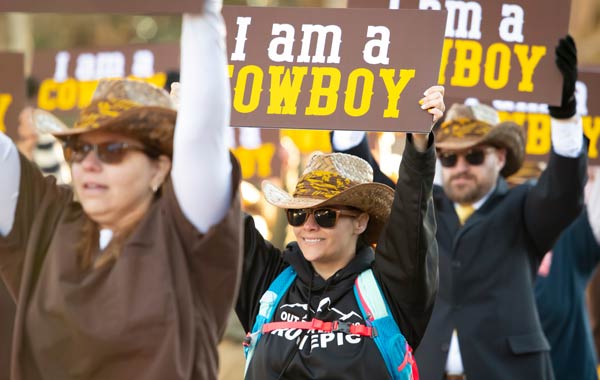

{"left": 0, "top": 1, "right": 242, "bottom": 379}
{"left": 236, "top": 86, "right": 444, "bottom": 379}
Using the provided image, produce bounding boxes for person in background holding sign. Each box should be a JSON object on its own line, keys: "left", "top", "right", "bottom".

{"left": 332, "top": 36, "right": 587, "bottom": 380}
{"left": 236, "top": 86, "right": 444, "bottom": 379}
{"left": 0, "top": 0, "right": 243, "bottom": 379}
{"left": 534, "top": 165, "right": 600, "bottom": 380}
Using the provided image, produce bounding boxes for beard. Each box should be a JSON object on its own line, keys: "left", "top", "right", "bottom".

{"left": 443, "top": 172, "right": 491, "bottom": 204}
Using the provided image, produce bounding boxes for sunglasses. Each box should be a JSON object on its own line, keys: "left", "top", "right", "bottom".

{"left": 63, "top": 141, "right": 157, "bottom": 164}
{"left": 438, "top": 147, "right": 493, "bottom": 168}
{"left": 286, "top": 207, "right": 362, "bottom": 229}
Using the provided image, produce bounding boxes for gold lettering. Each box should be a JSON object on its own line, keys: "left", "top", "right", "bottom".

{"left": 232, "top": 143, "right": 276, "bottom": 179}
{"left": 450, "top": 39, "right": 482, "bottom": 87}
{"left": 484, "top": 43, "right": 511, "bottom": 90}
{"left": 305, "top": 67, "right": 341, "bottom": 116}
{"left": 380, "top": 69, "right": 415, "bottom": 119}
{"left": 233, "top": 65, "right": 264, "bottom": 114}
{"left": 344, "top": 68, "right": 374, "bottom": 117}
{"left": 438, "top": 38, "right": 454, "bottom": 85}
{"left": 583, "top": 116, "right": 600, "bottom": 159}
{"left": 255, "top": 143, "right": 276, "bottom": 178}
{"left": 525, "top": 113, "right": 551, "bottom": 155}
{"left": 513, "top": 44, "right": 546, "bottom": 93}
{"left": 38, "top": 79, "right": 59, "bottom": 111}
{"left": 281, "top": 129, "right": 331, "bottom": 154}
{"left": 267, "top": 66, "right": 308, "bottom": 115}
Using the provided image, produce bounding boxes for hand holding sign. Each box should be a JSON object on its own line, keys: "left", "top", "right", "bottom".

{"left": 414, "top": 85, "right": 445, "bottom": 151}
{"left": 420, "top": 85, "right": 446, "bottom": 123}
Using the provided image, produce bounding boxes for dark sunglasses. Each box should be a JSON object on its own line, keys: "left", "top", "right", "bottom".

{"left": 286, "top": 207, "right": 362, "bottom": 229}
{"left": 438, "top": 148, "right": 492, "bottom": 168}
{"left": 63, "top": 141, "right": 157, "bottom": 164}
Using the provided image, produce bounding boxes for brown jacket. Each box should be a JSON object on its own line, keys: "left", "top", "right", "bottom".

{"left": 0, "top": 154, "right": 242, "bottom": 380}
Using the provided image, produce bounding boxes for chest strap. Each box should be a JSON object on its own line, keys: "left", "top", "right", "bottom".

{"left": 261, "top": 318, "right": 375, "bottom": 337}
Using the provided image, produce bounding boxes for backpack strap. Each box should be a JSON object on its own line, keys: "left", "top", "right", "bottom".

{"left": 262, "top": 318, "right": 374, "bottom": 337}
{"left": 243, "top": 266, "right": 297, "bottom": 375}
{"left": 354, "top": 269, "right": 417, "bottom": 380}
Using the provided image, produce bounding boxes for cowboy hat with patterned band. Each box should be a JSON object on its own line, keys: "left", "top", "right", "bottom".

{"left": 262, "top": 152, "right": 395, "bottom": 245}
{"left": 435, "top": 103, "right": 526, "bottom": 177}
{"left": 33, "top": 78, "right": 177, "bottom": 157}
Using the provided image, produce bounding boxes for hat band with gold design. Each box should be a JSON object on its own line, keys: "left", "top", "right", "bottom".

{"left": 438, "top": 117, "right": 494, "bottom": 140}
{"left": 293, "top": 171, "right": 360, "bottom": 200}
{"left": 74, "top": 98, "right": 143, "bottom": 130}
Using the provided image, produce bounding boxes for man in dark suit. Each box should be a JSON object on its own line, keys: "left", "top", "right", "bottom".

{"left": 331, "top": 36, "right": 587, "bottom": 380}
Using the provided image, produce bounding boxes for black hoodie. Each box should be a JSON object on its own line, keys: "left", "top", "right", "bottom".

{"left": 236, "top": 136, "right": 438, "bottom": 379}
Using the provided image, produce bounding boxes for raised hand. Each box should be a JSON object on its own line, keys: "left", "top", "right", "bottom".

{"left": 420, "top": 85, "right": 445, "bottom": 125}
{"left": 548, "top": 35, "right": 578, "bottom": 119}
{"left": 413, "top": 85, "right": 445, "bottom": 151}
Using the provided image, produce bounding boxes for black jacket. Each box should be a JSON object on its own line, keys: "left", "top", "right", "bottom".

{"left": 236, "top": 136, "right": 438, "bottom": 379}
{"left": 335, "top": 134, "right": 587, "bottom": 380}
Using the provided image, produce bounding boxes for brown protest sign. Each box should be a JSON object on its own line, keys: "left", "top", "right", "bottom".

{"left": 0, "top": 53, "right": 25, "bottom": 141}
{"left": 445, "top": 69, "right": 600, "bottom": 164}
{"left": 223, "top": 6, "right": 447, "bottom": 133}
{"left": 0, "top": 0, "right": 203, "bottom": 14}
{"left": 348, "top": 0, "right": 570, "bottom": 105}
{"left": 30, "top": 43, "right": 285, "bottom": 181}
{"left": 31, "top": 43, "right": 180, "bottom": 124}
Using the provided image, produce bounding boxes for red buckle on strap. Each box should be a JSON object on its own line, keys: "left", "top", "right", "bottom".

{"left": 350, "top": 324, "right": 374, "bottom": 337}
{"left": 261, "top": 318, "right": 374, "bottom": 337}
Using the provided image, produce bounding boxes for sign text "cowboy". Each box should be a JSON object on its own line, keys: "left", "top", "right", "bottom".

{"left": 224, "top": 6, "right": 447, "bottom": 133}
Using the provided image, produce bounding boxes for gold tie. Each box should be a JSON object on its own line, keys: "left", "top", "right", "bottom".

{"left": 455, "top": 204, "right": 475, "bottom": 225}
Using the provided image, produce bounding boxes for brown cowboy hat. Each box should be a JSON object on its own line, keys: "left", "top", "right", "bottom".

{"left": 33, "top": 78, "right": 177, "bottom": 157}
{"left": 262, "top": 152, "right": 394, "bottom": 245}
{"left": 435, "top": 103, "right": 525, "bottom": 177}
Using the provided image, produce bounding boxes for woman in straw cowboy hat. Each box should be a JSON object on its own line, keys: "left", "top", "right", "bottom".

{"left": 237, "top": 86, "right": 444, "bottom": 379}
{"left": 0, "top": 1, "right": 241, "bottom": 379}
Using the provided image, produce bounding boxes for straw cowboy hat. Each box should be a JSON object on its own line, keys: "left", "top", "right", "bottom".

{"left": 33, "top": 78, "right": 177, "bottom": 157}
{"left": 435, "top": 103, "right": 526, "bottom": 177}
{"left": 262, "top": 152, "right": 395, "bottom": 245}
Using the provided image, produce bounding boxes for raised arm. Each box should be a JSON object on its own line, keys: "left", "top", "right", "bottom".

{"left": 524, "top": 36, "right": 587, "bottom": 257}
{"left": 373, "top": 86, "right": 443, "bottom": 349}
{"left": 171, "top": 0, "right": 233, "bottom": 234}
{"left": 0, "top": 133, "right": 21, "bottom": 237}
{"left": 374, "top": 133, "right": 437, "bottom": 350}
{"left": 0, "top": 132, "right": 73, "bottom": 299}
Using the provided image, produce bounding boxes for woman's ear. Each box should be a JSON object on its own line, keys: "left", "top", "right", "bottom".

{"left": 152, "top": 155, "right": 172, "bottom": 189}
{"left": 354, "top": 213, "right": 370, "bottom": 235}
